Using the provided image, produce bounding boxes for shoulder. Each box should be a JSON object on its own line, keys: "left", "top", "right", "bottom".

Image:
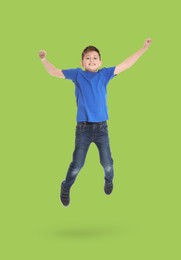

{"left": 73, "top": 68, "right": 84, "bottom": 75}
{"left": 99, "top": 67, "right": 116, "bottom": 77}
{"left": 99, "top": 66, "right": 115, "bottom": 72}
{"left": 62, "top": 68, "right": 83, "bottom": 80}
{"left": 62, "top": 68, "right": 82, "bottom": 73}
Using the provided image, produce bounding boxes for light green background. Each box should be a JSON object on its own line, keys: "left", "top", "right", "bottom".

{"left": 1, "top": 0, "right": 181, "bottom": 259}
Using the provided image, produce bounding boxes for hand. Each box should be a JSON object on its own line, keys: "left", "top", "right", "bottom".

{"left": 144, "top": 38, "right": 152, "bottom": 49}
{"left": 39, "top": 50, "right": 47, "bottom": 60}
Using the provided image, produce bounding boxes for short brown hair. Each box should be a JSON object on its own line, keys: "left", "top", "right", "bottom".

{"left": 82, "top": 46, "right": 101, "bottom": 60}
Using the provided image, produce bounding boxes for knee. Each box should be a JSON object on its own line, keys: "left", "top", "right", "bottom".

{"left": 101, "top": 158, "right": 114, "bottom": 170}
{"left": 70, "top": 160, "right": 84, "bottom": 172}
{"left": 104, "top": 165, "right": 113, "bottom": 172}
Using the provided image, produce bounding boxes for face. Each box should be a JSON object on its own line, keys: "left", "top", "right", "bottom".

{"left": 81, "top": 51, "right": 102, "bottom": 72}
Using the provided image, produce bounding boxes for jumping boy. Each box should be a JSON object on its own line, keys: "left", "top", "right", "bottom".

{"left": 39, "top": 38, "right": 152, "bottom": 206}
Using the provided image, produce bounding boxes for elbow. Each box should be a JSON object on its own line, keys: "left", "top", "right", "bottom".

{"left": 46, "top": 69, "right": 56, "bottom": 77}
{"left": 49, "top": 71, "right": 56, "bottom": 77}
{"left": 48, "top": 69, "right": 60, "bottom": 77}
{"left": 51, "top": 69, "right": 65, "bottom": 78}
{"left": 124, "top": 61, "right": 132, "bottom": 70}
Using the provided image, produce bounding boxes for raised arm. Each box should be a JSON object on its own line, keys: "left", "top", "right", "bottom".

{"left": 114, "top": 38, "right": 152, "bottom": 75}
{"left": 39, "top": 50, "right": 65, "bottom": 78}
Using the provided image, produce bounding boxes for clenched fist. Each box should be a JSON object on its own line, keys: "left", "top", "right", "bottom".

{"left": 39, "top": 50, "right": 47, "bottom": 60}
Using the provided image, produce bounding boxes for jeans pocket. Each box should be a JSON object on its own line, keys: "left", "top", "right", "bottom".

{"left": 76, "top": 124, "right": 89, "bottom": 133}
{"left": 99, "top": 123, "right": 108, "bottom": 133}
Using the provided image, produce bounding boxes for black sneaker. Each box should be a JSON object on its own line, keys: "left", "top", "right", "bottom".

{"left": 60, "top": 182, "right": 70, "bottom": 206}
{"left": 104, "top": 181, "right": 113, "bottom": 195}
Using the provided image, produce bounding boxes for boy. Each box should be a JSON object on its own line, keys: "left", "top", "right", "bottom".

{"left": 39, "top": 39, "right": 152, "bottom": 206}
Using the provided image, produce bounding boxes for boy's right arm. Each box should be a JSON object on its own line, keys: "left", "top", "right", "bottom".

{"left": 39, "top": 50, "right": 65, "bottom": 78}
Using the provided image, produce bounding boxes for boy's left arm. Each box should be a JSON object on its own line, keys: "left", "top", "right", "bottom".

{"left": 114, "top": 38, "right": 152, "bottom": 75}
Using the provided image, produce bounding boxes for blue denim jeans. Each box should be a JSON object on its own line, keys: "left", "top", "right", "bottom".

{"left": 62, "top": 121, "right": 114, "bottom": 190}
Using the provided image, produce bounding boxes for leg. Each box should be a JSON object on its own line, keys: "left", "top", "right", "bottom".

{"left": 94, "top": 123, "right": 114, "bottom": 194}
{"left": 60, "top": 144, "right": 89, "bottom": 206}
{"left": 95, "top": 140, "right": 114, "bottom": 182}
{"left": 61, "top": 125, "right": 91, "bottom": 206}
{"left": 63, "top": 143, "right": 90, "bottom": 189}
{"left": 62, "top": 124, "right": 91, "bottom": 190}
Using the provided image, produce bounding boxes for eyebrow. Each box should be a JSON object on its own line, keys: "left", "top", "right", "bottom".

{"left": 85, "top": 54, "right": 99, "bottom": 57}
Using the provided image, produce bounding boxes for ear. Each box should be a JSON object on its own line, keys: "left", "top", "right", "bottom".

{"left": 99, "top": 60, "right": 102, "bottom": 67}
{"left": 80, "top": 60, "right": 84, "bottom": 67}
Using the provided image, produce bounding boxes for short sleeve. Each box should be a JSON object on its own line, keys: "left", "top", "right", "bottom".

{"left": 100, "top": 67, "right": 116, "bottom": 81}
{"left": 62, "top": 68, "right": 81, "bottom": 81}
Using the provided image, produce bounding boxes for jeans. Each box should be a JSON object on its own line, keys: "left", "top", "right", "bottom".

{"left": 62, "top": 121, "right": 114, "bottom": 190}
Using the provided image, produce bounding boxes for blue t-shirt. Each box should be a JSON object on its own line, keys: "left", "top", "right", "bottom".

{"left": 62, "top": 67, "right": 116, "bottom": 122}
